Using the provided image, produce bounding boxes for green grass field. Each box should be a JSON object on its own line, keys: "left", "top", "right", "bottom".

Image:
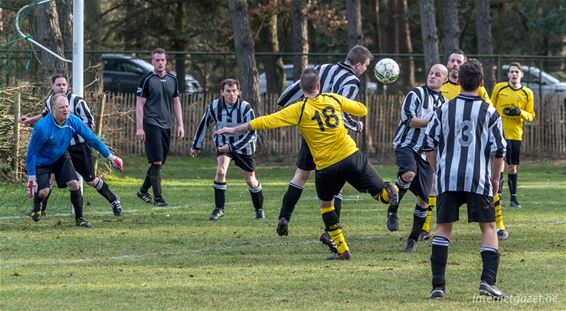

{"left": 1, "top": 156, "right": 565, "bottom": 310}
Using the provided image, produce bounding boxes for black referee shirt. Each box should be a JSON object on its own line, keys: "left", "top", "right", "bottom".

{"left": 136, "top": 71, "right": 180, "bottom": 129}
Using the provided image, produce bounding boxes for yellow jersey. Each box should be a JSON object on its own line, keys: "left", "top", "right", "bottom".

{"left": 491, "top": 82, "right": 535, "bottom": 140}
{"left": 441, "top": 81, "right": 492, "bottom": 104}
{"left": 250, "top": 93, "right": 367, "bottom": 170}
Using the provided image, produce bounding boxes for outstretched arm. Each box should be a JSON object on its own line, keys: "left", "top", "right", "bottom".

{"left": 214, "top": 122, "right": 251, "bottom": 136}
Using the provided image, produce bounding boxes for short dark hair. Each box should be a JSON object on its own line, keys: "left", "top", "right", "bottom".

{"left": 51, "top": 93, "right": 68, "bottom": 108}
{"left": 450, "top": 48, "right": 466, "bottom": 61}
{"left": 51, "top": 73, "right": 67, "bottom": 84}
{"left": 299, "top": 68, "right": 320, "bottom": 94}
{"left": 152, "top": 48, "right": 166, "bottom": 57}
{"left": 508, "top": 62, "right": 523, "bottom": 73}
{"left": 459, "top": 58, "right": 483, "bottom": 91}
{"left": 221, "top": 78, "right": 240, "bottom": 91}
{"left": 346, "top": 45, "right": 374, "bottom": 65}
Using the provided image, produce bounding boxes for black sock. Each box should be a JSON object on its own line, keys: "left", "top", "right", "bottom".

{"left": 214, "top": 181, "right": 226, "bottom": 210}
{"left": 249, "top": 184, "right": 263, "bottom": 210}
{"left": 140, "top": 166, "right": 152, "bottom": 193}
{"left": 278, "top": 182, "right": 304, "bottom": 221}
{"left": 431, "top": 236, "right": 450, "bottom": 288}
{"left": 408, "top": 205, "right": 428, "bottom": 240}
{"left": 480, "top": 246, "right": 500, "bottom": 285}
{"left": 334, "top": 192, "right": 343, "bottom": 220}
{"left": 498, "top": 172, "right": 504, "bottom": 196}
{"left": 508, "top": 173, "right": 518, "bottom": 197}
{"left": 33, "top": 193, "right": 43, "bottom": 212}
{"left": 321, "top": 208, "right": 340, "bottom": 231}
{"left": 95, "top": 179, "right": 118, "bottom": 203}
{"left": 388, "top": 176, "right": 410, "bottom": 214}
{"left": 149, "top": 164, "right": 162, "bottom": 199}
{"left": 70, "top": 189, "right": 83, "bottom": 219}
{"left": 40, "top": 188, "right": 52, "bottom": 212}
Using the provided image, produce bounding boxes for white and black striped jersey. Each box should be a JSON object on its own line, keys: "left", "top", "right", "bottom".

{"left": 393, "top": 86, "right": 446, "bottom": 153}
{"left": 42, "top": 92, "right": 95, "bottom": 146}
{"left": 277, "top": 62, "right": 363, "bottom": 132}
{"left": 424, "top": 94, "right": 506, "bottom": 196}
{"left": 192, "top": 97, "right": 257, "bottom": 155}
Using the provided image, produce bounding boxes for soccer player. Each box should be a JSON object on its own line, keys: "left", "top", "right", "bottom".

{"left": 136, "top": 48, "right": 185, "bottom": 206}
{"left": 190, "top": 79, "right": 264, "bottom": 220}
{"left": 26, "top": 93, "right": 123, "bottom": 227}
{"left": 20, "top": 73, "right": 123, "bottom": 217}
{"left": 424, "top": 59, "right": 507, "bottom": 300}
{"left": 492, "top": 62, "right": 535, "bottom": 209}
{"left": 389, "top": 64, "right": 448, "bottom": 253}
{"left": 275, "top": 45, "right": 373, "bottom": 252}
{"left": 215, "top": 68, "right": 398, "bottom": 260}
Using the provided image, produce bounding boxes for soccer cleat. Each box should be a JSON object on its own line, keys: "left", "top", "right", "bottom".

{"left": 327, "top": 250, "right": 351, "bottom": 260}
{"left": 153, "top": 197, "right": 168, "bottom": 207}
{"left": 40, "top": 211, "right": 47, "bottom": 219}
{"left": 111, "top": 199, "right": 123, "bottom": 216}
{"left": 418, "top": 230, "right": 430, "bottom": 241}
{"left": 255, "top": 208, "right": 265, "bottom": 220}
{"left": 405, "top": 239, "right": 417, "bottom": 252}
{"left": 277, "top": 218, "right": 289, "bottom": 236}
{"left": 137, "top": 191, "right": 153, "bottom": 204}
{"left": 382, "top": 182, "right": 399, "bottom": 206}
{"left": 209, "top": 208, "right": 224, "bottom": 221}
{"left": 75, "top": 217, "right": 92, "bottom": 228}
{"left": 386, "top": 212, "right": 399, "bottom": 231}
{"left": 479, "top": 282, "right": 507, "bottom": 300}
{"left": 429, "top": 287, "right": 445, "bottom": 299}
{"left": 510, "top": 199, "right": 521, "bottom": 209}
{"left": 497, "top": 229, "right": 509, "bottom": 240}
{"left": 320, "top": 231, "right": 338, "bottom": 253}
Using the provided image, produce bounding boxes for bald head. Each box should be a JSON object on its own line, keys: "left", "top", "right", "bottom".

{"left": 427, "top": 64, "right": 448, "bottom": 91}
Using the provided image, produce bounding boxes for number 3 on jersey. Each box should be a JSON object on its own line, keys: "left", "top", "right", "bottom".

{"left": 312, "top": 106, "right": 339, "bottom": 131}
{"left": 457, "top": 120, "right": 474, "bottom": 147}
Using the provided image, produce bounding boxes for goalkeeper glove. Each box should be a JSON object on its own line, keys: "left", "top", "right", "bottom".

{"left": 504, "top": 107, "right": 521, "bottom": 116}
{"left": 107, "top": 154, "right": 124, "bottom": 172}
{"left": 27, "top": 176, "right": 37, "bottom": 198}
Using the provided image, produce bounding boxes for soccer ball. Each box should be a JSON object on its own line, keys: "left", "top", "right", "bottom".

{"left": 374, "top": 58, "right": 400, "bottom": 84}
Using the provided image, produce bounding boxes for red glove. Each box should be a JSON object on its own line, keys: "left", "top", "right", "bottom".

{"left": 108, "top": 154, "right": 124, "bottom": 172}
{"left": 27, "top": 176, "right": 37, "bottom": 198}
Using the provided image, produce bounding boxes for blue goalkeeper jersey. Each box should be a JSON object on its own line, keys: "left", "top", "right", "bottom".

{"left": 26, "top": 113, "right": 111, "bottom": 176}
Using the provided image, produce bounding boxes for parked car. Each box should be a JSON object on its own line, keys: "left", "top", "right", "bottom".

{"left": 102, "top": 53, "right": 203, "bottom": 94}
{"left": 496, "top": 65, "right": 566, "bottom": 101}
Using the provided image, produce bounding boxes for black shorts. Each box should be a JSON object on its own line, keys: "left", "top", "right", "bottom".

{"left": 216, "top": 151, "right": 256, "bottom": 172}
{"left": 395, "top": 147, "right": 433, "bottom": 201}
{"left": 315, "top": 150, "right": 384, "bottom": 201}
{"left": 36, "top": 152, "right": 79, "bottom": 190}
{"left": 436, "top": 191, "right": 495, "bottom": 223}
{"left": 296, "top": 139, "right": 316, "bottom": 171}
{"left": 505, "top": 139, "right": 521, "bottom": 165}
{"left": 67, "top": 143, "right": 96, "bottom": 182}
{"left": 144, "top": 123, "right": 171, "bottom": 164}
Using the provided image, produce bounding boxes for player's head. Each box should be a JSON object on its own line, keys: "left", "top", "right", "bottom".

{"left": 51, "top": 93, "right": 70, "bottom": 122}
{"left": 151, "top": 48, "right": 167, "bottom": 74}
{"left": 507, "top": 62, "right": 524, "bottom": 85}
{"left": 447, "top": 48, "right": 466, "bottom": 82}
{"left": 458, "top": 58, "right": 483, "bottom": 92}
{"left": 220, "top": 78, "right": 240, "bottom": 104}
{"left": 427, "top": 64, "right": 448, "bottom": 91}
{"left": 50, "top": 73, "right": 68, "bottom": 94}
{"left": 299, "top": 68, "right": 320, "bottom": 95}
{"left": 346, "top": 45, "right": 374, "bottom": 76}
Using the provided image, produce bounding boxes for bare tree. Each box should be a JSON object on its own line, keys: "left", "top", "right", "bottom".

{"left": 85, "top": 0, "right": 103, "bottom": 94}
{"left": 441, "top": 0, "right": 460, "bottom": 61}
{"left": 346, "top": 0, "right": 363, "bottom": 48}
{"left": 33, "top": 1, "right": 68, "bottom": 77}
{"left": 476, "top": 0, "right": 495, "bottom": 93}
{"left": 419, "top": 0, "right": 440, "bottom": 72}
{"left": 397, "top": 0, "right": 414, "bottom": 87}
{"left": 257, "top": 0, "right": 285, "bottom": 94}
{"left": 291, "top": 0, "right": 308, "bottom": 81}
{"left": 172, "top": 0, "right": 186, "bottom": 93}
{"left": 228, "top": 0, "right": 261, "bottom": 109}
{"left": 366, "top": 0, "right": 382, "bottom": 53}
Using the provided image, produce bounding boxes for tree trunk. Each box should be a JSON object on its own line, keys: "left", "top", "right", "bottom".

{"left": 476, "top": 0, "right": 495, "bottom": 93}
{"left": 56, "top": 1, "right": 72, "bottom": 56}
{"left": 228, "top": 0, "right": 261, "bottom": 109}
{"left": 419, "top": 0, "right": 440, "bottom": 73}
{"left": 85, "top": 0, "right": 103, "bottom": 94}
{"left": 441, "top": 0, "right": 460, "bottom": 61}
{"left": 34, "top": 1, "right": 68, "bottom": 78}
{"left": 346, "top": 0, "right": 363, "bottom": 48}
{"left": 366, "top": 0, "right": 382, "bottom": 53}
{"left": 173, "top": 0, "right": 186, "bottom": 93}
{"left": 397, "top": 0, "right": 414, "bottom": 87}
{"left": 258, "top": 0, "right": 285, "bottom": 94}
{"left": 291, "top": 0, "right": 308, "bottom": 81}
{"left": 385, "top": 0, "right": 397, "bottom": 53}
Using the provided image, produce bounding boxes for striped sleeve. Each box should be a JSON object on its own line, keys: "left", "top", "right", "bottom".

{"left": 74, "top": 96, "right": 95, "bottom": 128}
{"left": 276, "top": 80, "right": 303, "bottom": 107}
{"left": 423, "top": 108, "right": 441, "bottom": 151}
{"left": 231, "top": 103, "right": 257, "bottom": 152}
{"left": 191, "top": 101, "right": 215, "bottom": 149}
{"left": 400, "top": 90, "right": 419, "bottom": 126}
{"left": 488, "top": 111, "right": 506, "bottom": 158}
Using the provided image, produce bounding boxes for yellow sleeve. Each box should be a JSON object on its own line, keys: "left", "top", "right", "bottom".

{"left": 491, "top": 84, "right": 501, "bottom": 109}
{"left": 335, "top": 94, "right": 368, "bottom": 117}
{"left": 250, "top": 103, "right": 301, "bottom": 130}
{"left": 521, "top": 88, "right": 535, "bottom": 122}
{"left": 479, "top": 86, "right": 492, "bottom": 105}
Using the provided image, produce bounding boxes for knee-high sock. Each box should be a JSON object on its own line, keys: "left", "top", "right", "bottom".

{"left": 33, "top": 193, "right": 43, "bottom": 212}
{"left": 388, "top": 176, "right": 410, "bottom": 213}
{"left": 149, "top": 164, "right": 162, "bottom": 199}
{"left": 70, "top": 189, "right": 84, "bottom": 219}
{"left": 494, "top": 193, "right": 505, "bottom": 230}
{"left": 40, "top": 188, "right": 52, "bottom": 212}
{"left": 480, "top": 246, "right": 500, "bottom": 285}
{"left": 278, "top": 182, "right": 303, "bottom": 221}
{"left": 508, "top": 173, "right": 518, "bottom": 197}
{"left": 408, "top": 205, "right": 429, "bottom": 240}
{"left": 422, "top": 196, "right": 436, "bottom": 233}
{"left": 140, "top": 166, "right": 152, "bottom": 193}
{"left": 214, "top": 181, "right": 226, "bottom": 210}
{"left": 94, "top": 179, "right": 118, "bottom": 203}
{"left": 334, "top": 192, "right": 343, "bottom": 220}
{"left": 431, "top": 236, "right": 450, "bottom": 289}
{"left": 249, "top": 184, "right": 263, "bottom": 210}
{"left": 321, "top": 206, "right": 348, "bottom": 254}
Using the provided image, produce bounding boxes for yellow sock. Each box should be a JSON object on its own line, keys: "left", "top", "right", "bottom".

{"left": 494, "top": 193, "right": 505, "bottom": 230}
{"left": 328, "top": 227, "right": 349, "bottom": 254}
{"left": 422, "top": 196, "right": 435, "bottom": 232}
